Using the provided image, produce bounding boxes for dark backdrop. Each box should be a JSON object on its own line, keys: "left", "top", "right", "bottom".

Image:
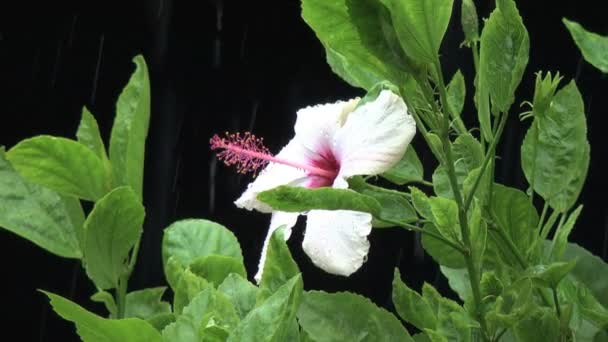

{"left": 0, "top": 1, "right": 606, "bottom": 340}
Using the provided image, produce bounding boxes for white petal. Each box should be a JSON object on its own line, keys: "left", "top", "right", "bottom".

{"left": 334, "top": 90, "right": 416, "bottom": 178}
{"left": 302, "top": 210, "right": 372, "bottom": 276}
{"left": 254, "top": 211, "right": 299, "bottom": 283}
{"left": 294, "top": 97, "right": 359, "bottom": 160}
{"left": 234, "top": 139, "right": 308, "bottom": 213}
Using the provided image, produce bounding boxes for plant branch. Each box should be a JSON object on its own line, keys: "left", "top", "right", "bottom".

{"left": 398, "top": 221, "right": 466, "bottom": 254}
{"left": 434, "top": 61, "right": 468, "bottom": 135}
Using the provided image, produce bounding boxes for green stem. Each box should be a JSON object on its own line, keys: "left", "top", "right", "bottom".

{"left": 115, "top": 274, "right": 128, "bottom": 318}
{"left": 398, "top": 222, "right": 466, "bottom": 254}
{"left": 536, "top": 202, "right": 549, "bottom": 234}
{"left": 552, "top": 287, "right": 561, "bottom": 318}
{"left": 463, "top": 111, "right": 508, "bottom": 213}
{"left": 434, "top": 61, "right": 467, "bottom": 135}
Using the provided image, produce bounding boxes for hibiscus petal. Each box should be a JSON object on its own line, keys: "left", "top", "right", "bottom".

{"left": 302, "top": 210, "right": 372, "bottom": 276}
{"left": 294, "top": 97, "right": 359, "bottom": 161}
{"left": 254, "top": 211, "right": 299, "bottom": 283}
{"left": 234, "top": 139, "right": 308, "bottom": 213}
{"left": 334, "top": 90, "right": 416, "bottom": 178}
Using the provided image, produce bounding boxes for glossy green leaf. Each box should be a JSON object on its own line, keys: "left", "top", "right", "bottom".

{"left": 228, "top": 275, "right": 303, "bottom": 342}
{"left": 76, "top": 107, "right": 108, "bottom": 161}
{"left": 190, "top": 254, "right": 247, "bottom": 287}
{"left": 218, "top": 273, "right": 258, "bottom": 320}
{"left": 491, "top": 184, "right": 538, "bottom": 261}
{"left": 109, "top": 55, "right": 150, "bottom": 199}
{"left": 380, "top": 0, "right": 453, "bottom": 64}
{"left": 162, "top": 219, "right": 243, "bottom": 275}
{"left": 173, "top": 269, "right": 211, "bottom": 314}
{"left": 258, "top": 185, "right": 381, "bottom": 215}
{"left": 513, "top": 307, "right": 560, "bottom": 342}
{"left": 258, "top": 227, "right": 300, "bottom": 301}
{"left": 527, "top": 260, "right": 577, "bottom": 289}
{"left": 83, "top": 186, "right": 144, "bottom": 290}
{"left": 446, "top": 70, "right": 465, "bottom": 117}
{"left": 124, "top": 287, "right": 171, "bottom": 320}
{"left": 298, "top": 290, "right": 414, "bottom": 342}
{"left": 7, "top": 135, "right": 110, "bottom": 201}
{"left": 392, "top": 269, "right": 438, "bottom": 331}
{"left": 460, "top": 0, "right": 479, "bottom": 45}
{"left": 422, "top": 223, "right": 465, "bottom": 268}
{"left": 0, "top": 149, "right": 82, "bottom": 258}
{"left": 301, "top": 0, "right": 410, "bottom": 90}
{"left": 91, "top": 291, "right": 117, "bottom": 318}
{"left": 381, "top": 147, "right": 424, "bottom": 185}
{"left": 43, "top": 291, "right": 162, "bottom": 342}
{"left": 550, "top": 205, "right": 583, "bottom": 261}
{"left": 563, "top": 19, "right": 608, "bottom": 73}
{"left": 521, "top": 81, "right": 589, "bottom": 212}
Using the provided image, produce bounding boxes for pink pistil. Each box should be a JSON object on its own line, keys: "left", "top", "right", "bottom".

{"left": 210, "top": 131, "right": 338, "bottom": 180}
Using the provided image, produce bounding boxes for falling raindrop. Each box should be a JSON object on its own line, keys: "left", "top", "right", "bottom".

{"left": 90, "top": 34, "right": 105, "bottom": 104}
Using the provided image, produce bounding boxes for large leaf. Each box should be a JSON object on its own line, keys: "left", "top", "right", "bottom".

{"left": 559, "top": 243, "right": 608, "bottom": 308}
{"left": 392, "top": 269, "right": 438, "bottom": 331}
{"left": 43, "top": 291, "right": 162, "bottom": 342}
{"left": 218, "top": 273, "right": 258, "bottom": 320}
{"left": 476, "top": 0, "right": 529, "bottom": 139}
{"left": 109, "top": 55, "right": 150, "bottom": 200}
{"left": 7, "top": 136, "right": 110, "bottom": 201}
{"left": 83, "top": 186, "right": 144, "bottom": 290}
{"left": 298, "top": 290, "right": 414, "bottom": 342}
{"left": 563, "top": 19, "right": 608, "bottom": 73}
{"left": 301, "top": 0, "right": 410, "bottom": 90}
{"left": 228, "top": 275, "right": 303, "bottom": 342}
{"left": 380, "top": 0, "right": 454, "bottom": 64}
{"left": 521, "top": 81, "right": 589, "bottom": 212}
{"left": 258, "top": 228, "right": 300, "bottom": 301}
{"left": 0, "top": 149, "right": 82, "bottom": 258}
{"left": 124, "top": 287, "right": 171, "bottom": 320}
{"left": 381, "top": 147, "right": 424, "bottom": 185}
{"left": 162, "top": 219, "right": 243, "bottom": 274}
{"left": 258, "top": 185, "right": 381, "bottom": 215}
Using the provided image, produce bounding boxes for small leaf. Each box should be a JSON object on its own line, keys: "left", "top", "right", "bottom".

{"left": 173, "top": 269, "right": 211, "bottom": 314}
{"left": 0, "top": 149, "right": 82, "bottom": 258}
{"left": 429, "top": 196, "right": 460, "bottom": 241}
{"left": 124, "top": 287, "right": 171, "bottom": 320}
{"left": 381, "top": 147, "right": 424, "bottom": 185}
{"left": 527, "top": 260, "right": 577, "bottom": 289}
{"left": 91, "top": 291, "right": 117, "bottom": 318}
{"left": 162, "top": 219, "right": 243, "bottom": 275}
{"left": 218, "top": 273, "right": 258, "bottom": 320}
{"left": 228, "top": 275, "right": 303, "bottom": 342}
{"left": 446, "top": 70, "right": 466, "bottom": 117}
{"left": 513, "top": 307, "right": 560, "bottom": 342}
{"left": 550, "top": 205, "right": 583, "bottom": 261}
{"left": 258, "top": 185, "right": 381, "bottom": 215}
{"left": 109, "top": 55, "right": 151, "bottom": 200}
{"left": 43, "top": 291, "right": 162, "bottom": 342}
{"left": 480, "top": 272, "right": 504, "bottom": 299}
{"left": 83, "top": 186, "right": 144, "bottom": 290}
{"left": 190, "top": 254, "right": 247, "bottom": 287}
{"left": 76, "top": 107, "right": 108, "bottom": 161}
{"left": 439, "top": 267, "right": 470, "bottom": 302}
{"left": 298, "top": 290, "right": 415, "bottom": 342}
{"left": 392, "top": 269, "right": 438, "bottom": 331}
{"left": 258, "top": 227, "right": 300, "bottom": 301}
{"left": 410, "top": 186, "right": 433, "bottom": 220}
{"left": 461, "top": 0, "right": 479, "bottom": 45}
{"left": 7, "top": 136, "right": 110, "bottom": 201}
{"left": 563, "top": 18, "right": 608, "bottom": 73}
{"left": 380, "top": 0, "right": 454, "bottom": 64}
{"left": 433, "top": 134, "right": 483, "bottom": 199}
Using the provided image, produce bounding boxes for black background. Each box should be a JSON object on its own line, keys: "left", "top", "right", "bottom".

{"left": 0, "top": 0, "right": 606, "bottom": 340}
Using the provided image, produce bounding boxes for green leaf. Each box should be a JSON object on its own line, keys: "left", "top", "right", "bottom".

{"left": 392, "top": 269, "right": 438, "bottom": 331}
{"left": 109, "top": 55, "right": 150, "bottom": 200}
{"left": 83, "top": 186, "right": 144, "bottom": 290}
{"left": 348, "top": 177, "right": 417, "bottom": 227}
{"left": 480, "top": 272, "right": 504, "bottom": 299}
{"left": 228, "top": 275, "right": 303, "bottom": 342}
{"left": 164, "top": 256, "right": 186, "bottom": 291}
{"left": 0, "top": 149, "right": 82, "bottom": 258}
{"left": 559, "top": 243, "right": 608, "bottom": 307}
{"left": 460, "top": 0, "right": 479, "bottom": 46}
{"left": 163, "top": 287, "right": 239, "bottom": 342}
{"left": 298, "top": 290, "right": 414, "bottom": 342}
{"left": 7, "top": 135, "right": 110, "bottom": 201}
{"left": 491, "top": 184, "right": 539, "bottom": 262}
{"left": 301, "top": 0, "right": 410, "bottom": 91}
{"left": 446, "top": 70, "right": 465, "bottom": 117}
{"left": 380, "top": 0, "right": 454, "bottom": 64}
{"left": 76, "top": 107, "right": 108, "bottom": 161}
{"left": 563, "top": 19, "right": 608, "bottom": 73}
{"left": 259, "top": 227, "right": 300, "bottom": 301}
{"left": 124, "top": 287, "right": 171, "bottom": 320}
{"left": 91, "top": 291, "right": 117, "bottom": 318}
{"left": 258, "top": 185, "right": 381, "bottom": 215}
{"left": 190, "top": 254, "right": 247, "bottom": 287}
{"left": 532, "top": 71, "right": 563, "bottom": 118}
{"left": 422, "top": 223, "right": 465, "bottom": 268}
{"left": 513, "top": 307, "right": 560, "bottom": 342}
{"left": 527, "top": 260, "right": 577, "bottom": 289}
{"left": 381, "top": 147, "right": 424, "bottom": 185}
{"left": 421, "top": 284, "right": 474, "bottom": 340}
{"left": 43, "top": 291, "right": 162, "bottom": 342}
{"left": 147, "top": 313, "right": 175, "bottom": 332}
{"left": 550, "top": 205, "right": 583, "bottom": 261}
{"left": 521, "top": 81, "right": 589, "bottom": 212}
{"left": 469, "top": 202, "right": 487, "bottom": 270}
{"left": 410, "top": 186, "right": 433, "bottom": 219}
{"left": 428, "top": 196, "right": 460, "bottom": 241}
{"left": 218, "top": 273, "right": 258, "bottom": 320}
{"left": 174, "top": 269, "right": 211, "bottom": 314}
{"left": 162, "top": 219, "right": 243, "bottom": 275}
{"left": 477, "top": 0, "right": 529, "bottom": 114}
{"left": 439, "top": 267, "right": 470, "bottom": 302}
{"left": 433, "top": 134, "right": 483, "bottom": 199}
